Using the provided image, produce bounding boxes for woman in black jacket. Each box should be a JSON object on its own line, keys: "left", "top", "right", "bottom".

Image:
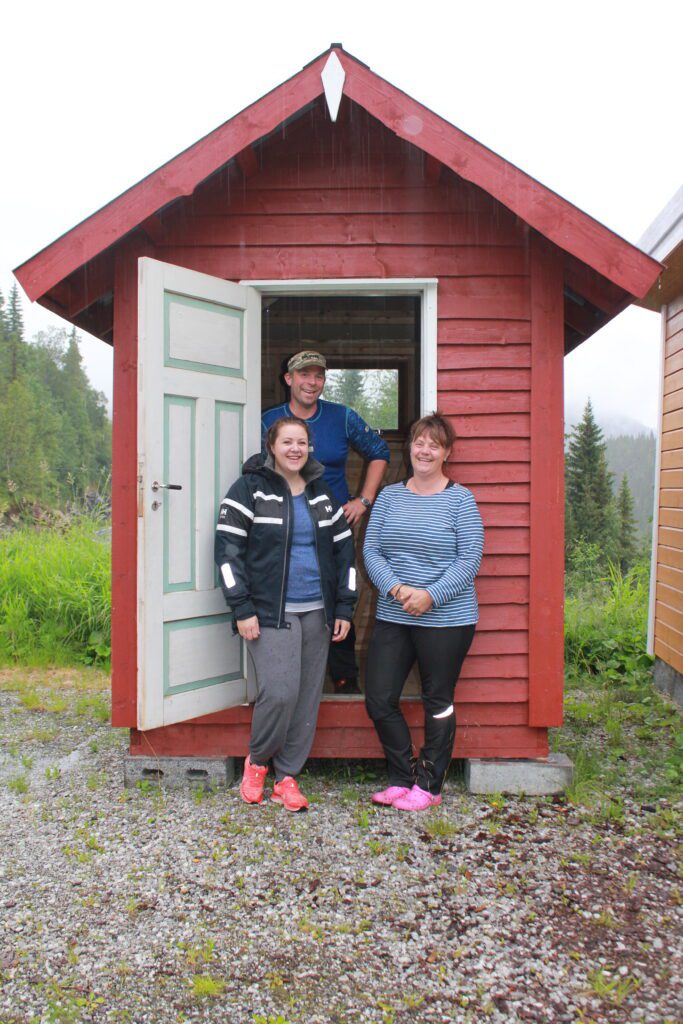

{"left": 215, "top": 416, "right": 356, "bottom": 811}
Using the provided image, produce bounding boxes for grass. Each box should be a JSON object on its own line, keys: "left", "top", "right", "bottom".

{"left": 0, "top": 517, "right": 110, "bottom": 666}
{"left": 554, "top": 559, "right": 683, "bottom": 806}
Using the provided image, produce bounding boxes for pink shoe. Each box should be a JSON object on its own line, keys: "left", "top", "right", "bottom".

{"left": 392, "top": 784, "right": 442, "bottom": 811}
{"left": 372, "top": 786, "right": 411, "bottom": 806}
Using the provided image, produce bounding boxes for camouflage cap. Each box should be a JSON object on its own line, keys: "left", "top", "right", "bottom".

{"left": 287, "top": 350, "right": 327, "bottom": 372}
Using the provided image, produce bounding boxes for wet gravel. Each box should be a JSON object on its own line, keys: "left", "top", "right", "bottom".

{"left": 0, "top": 685, "right": 681, "bottom": 1024}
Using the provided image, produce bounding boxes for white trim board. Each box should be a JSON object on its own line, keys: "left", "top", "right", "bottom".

{"left": 240, "top": 278, "right": 439, "bottom": 416}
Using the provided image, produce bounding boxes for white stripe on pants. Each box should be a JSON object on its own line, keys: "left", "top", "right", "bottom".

{"left": 247, "top": 609, "right": 328, "bottom": 780}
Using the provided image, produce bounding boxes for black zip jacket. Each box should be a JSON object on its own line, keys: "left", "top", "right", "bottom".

{"left": 214, "top": 452, "right": 357, "bottom": 630}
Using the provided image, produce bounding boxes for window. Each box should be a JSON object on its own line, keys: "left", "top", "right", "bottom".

{"left": 324, "top": 368, "right": 399, "bottom": 431}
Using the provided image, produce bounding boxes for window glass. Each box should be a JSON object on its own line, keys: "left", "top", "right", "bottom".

{"left": 324, "top": 369, "right": 399, "bottom": 430}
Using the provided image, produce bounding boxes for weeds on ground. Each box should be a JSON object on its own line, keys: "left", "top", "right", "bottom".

{"left": 554, "top": 559, "right": 682, "bottom": 807}
{"left": 0, "top": 517, "right": 111, "bottom": 666}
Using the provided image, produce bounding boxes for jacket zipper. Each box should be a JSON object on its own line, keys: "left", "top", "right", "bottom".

{"left": 277, "top": 488, "right": 293, "bottom": 627}
{"left": 307, "top": 494, "right": 329, "bottom": 628}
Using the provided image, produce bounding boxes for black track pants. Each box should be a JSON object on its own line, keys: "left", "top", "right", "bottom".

{"left": 365, "top": 619, "right": 476, "bottom": 793}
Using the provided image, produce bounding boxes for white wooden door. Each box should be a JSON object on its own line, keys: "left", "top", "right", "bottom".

{"left": 137, "top": 258, "right": 260, "bottom": 730}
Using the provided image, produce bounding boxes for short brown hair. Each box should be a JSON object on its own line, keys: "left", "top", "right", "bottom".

{"left": 265, "top": 416, "right": 312, "bottom": 453}
{"left": 408, "top": 413, "right": 456, "bottom": 451}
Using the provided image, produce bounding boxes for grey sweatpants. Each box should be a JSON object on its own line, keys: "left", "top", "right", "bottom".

{"left": 247, "top": 609, "right": 329, "bottom": 780}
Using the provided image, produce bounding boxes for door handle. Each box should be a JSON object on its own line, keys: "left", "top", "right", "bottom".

{"left": 151, "top": 481, "right": 183, "bottom": 492}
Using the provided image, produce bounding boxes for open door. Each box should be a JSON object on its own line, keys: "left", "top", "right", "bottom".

{"left": 137, "top": 258, "right": 260, "bottom": 730}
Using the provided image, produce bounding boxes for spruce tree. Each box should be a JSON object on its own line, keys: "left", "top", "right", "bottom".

{"left": 565, "top": 399, "right": 618, "bottom": 564}
{"left": 617, "top": 474, "right": 638, "bottom": 572}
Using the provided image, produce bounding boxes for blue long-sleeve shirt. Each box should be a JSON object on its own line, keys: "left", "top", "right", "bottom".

{"left": 363, "top": 481, "right": 484, "bottom": 627}
{"left": 261, "top": 399, "right": 390, "bottom": 505}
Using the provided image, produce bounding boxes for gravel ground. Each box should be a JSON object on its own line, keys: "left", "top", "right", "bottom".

{"left": 0, "top": 677, "right": 681, "bottom": 1024}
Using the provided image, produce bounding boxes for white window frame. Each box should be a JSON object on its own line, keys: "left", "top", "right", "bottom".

{"left": 239, "top": 278, "right": 438, "bottom": 415}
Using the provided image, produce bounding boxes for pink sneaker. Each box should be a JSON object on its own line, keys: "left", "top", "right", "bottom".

{"left": 392, "top": 784, "right": 442, "bottom": 811}
{"left": 372, "top": 786, "right": 411, "bottom": 806}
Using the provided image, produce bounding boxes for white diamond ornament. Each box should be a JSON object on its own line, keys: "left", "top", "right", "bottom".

{"left": 321, "top": 52, "right": 345, "bottom": 122}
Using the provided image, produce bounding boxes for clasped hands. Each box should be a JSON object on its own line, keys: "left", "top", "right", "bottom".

{"left": 389, "top": 583, "right": 433, "bottom": 617}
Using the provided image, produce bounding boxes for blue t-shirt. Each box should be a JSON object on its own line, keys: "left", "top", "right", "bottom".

{"left": 261, "top": 399, "right": 390, "bottom": 505}
{"left": 286, "top": 494, "right": 322, "bottom": 603}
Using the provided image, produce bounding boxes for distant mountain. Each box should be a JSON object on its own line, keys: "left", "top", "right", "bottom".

{"left": 565, "top": 403, "right": 653, "bottom": 439}
{"left": 604, "top": 433, "right": 656, "bottom": 535}
{"left": 564, "top": 404, "right": 656, "bottom": 535}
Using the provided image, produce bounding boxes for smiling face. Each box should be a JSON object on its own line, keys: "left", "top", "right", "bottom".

{"left": 269, "top": 422, "right": 310, "bottom": 478}
{"left": 410, "top": 429, "right": 450, "bottom": 476}
{"left": 285, "top": 366, "right": 326, "bottom": 414}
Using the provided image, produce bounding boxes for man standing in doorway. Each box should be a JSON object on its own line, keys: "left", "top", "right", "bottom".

{"left": 261, "top": 349, "right": 390, "bottom": 693}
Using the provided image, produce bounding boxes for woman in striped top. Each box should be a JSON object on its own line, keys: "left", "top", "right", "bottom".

{"left": 363, "top": 413, "right": 484, "bottom": 811}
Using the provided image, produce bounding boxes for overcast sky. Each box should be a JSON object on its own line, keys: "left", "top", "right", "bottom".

{"left": 3, "top": 0, "right": 681, "bottom": 431}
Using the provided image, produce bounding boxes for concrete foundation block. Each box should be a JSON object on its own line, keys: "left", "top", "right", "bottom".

{"left": 124, "top": 755, "right": 235, "bottom": 790}
{"left": 653, "top": 658, "right": 683, "bottom": 707}
{"left": 465, "top": 753, "right": 574, "bottom": 796}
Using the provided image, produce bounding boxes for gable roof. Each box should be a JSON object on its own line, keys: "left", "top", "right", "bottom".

{"left": 14, "top": 44, "right": 661, "bottom": 344}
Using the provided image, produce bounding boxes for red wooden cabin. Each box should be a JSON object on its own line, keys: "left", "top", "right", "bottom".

{"left": 15, "top": 46, "right": 660, "bottom": 765}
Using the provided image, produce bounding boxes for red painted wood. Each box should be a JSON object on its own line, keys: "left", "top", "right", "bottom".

{"left": 437, "top": 278, "right": 530, "bottom": 320}
{"left": 189, "top": 183, "right": 493, "bottom": 216}
{"left": 476, "top": 604, "right": 528, "bottom": 629}
{"left": 438, "top": 319, "right": 532, "bottom": 344}
{"left": 528, "top": 234, "right": 565, "bottom": 727}
{"left": 439, "top": 392, "right": 531, "bottom": 415}
{"left": 159, "top": 244, "right": 525, "bottom": 280}
{"left": 452, "top": 439, "right": 530, "bottom": 463}
{"left": 128, "top": 720, "right": 548, "bottom": 759}
{"left": 467, "top": 482, "right": 529, "bottom": 502}
{"left": 338, "top": 50, "right": 660, "bottom": 298}
{"left": 476, "top": 577, "right": 529, "bottom": 603}
{"left": 111, "top": 243, "right": 151, "bottom": 727}
{"left": 438, "top": 368, "right": 530, "bottom": 391}
{"left": 453, "top": 416, "right": 530, "bottom": 439}
{"left": 478, "top": 504, "right": 529, "bottom": 527}
{"left": 157, "top": 212, "right": 527, "bottom": 248}
{"left": 478, "top": 556, "right": 530, "bottom": 577}
{"left": 470, "top": 632, "right": 528, "bottom": 655}
{"left": 451, "top": 462, "right": 530, "bottom": 484}
{"left": 482, "top": 528, "right": 530, "bottom": 554}
{"left": 437, "top": 344, "right": 531, "bottom": 369}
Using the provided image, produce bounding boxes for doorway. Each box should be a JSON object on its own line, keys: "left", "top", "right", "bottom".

{"left": 259, "top": 291, "right": 423, "bottom": 696}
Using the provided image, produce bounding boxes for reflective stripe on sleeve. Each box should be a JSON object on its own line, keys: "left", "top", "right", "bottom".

{"left": 222, "top": 498, "right": 254, "bottom": 520}
{"left": 217, "top": 524, "right": 248, "bottom": 536}
{"left": 220, "top": 563, "right": 236, "bottom": 589}
{"left": 333, "top": 528, "right": 352, "bottom": 543}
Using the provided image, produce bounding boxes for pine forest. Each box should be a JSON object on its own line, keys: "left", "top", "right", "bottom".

{"left": 0, "top": 284, "right": 111, "bottom": 518}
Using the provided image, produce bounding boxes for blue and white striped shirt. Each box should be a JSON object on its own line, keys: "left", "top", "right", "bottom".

{"left": 363, "top": 481, "right": 484, "bottom": 627}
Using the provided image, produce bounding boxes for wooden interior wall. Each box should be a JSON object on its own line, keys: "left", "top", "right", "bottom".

{"left": 142, "top": 96, "right": 548, "bottom": 757}
{"left": 654, "top": 293, "right": 683, "bottom": 674}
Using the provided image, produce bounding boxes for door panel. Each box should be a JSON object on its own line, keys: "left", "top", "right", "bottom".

{"left": 137, "top": 258, "right": 260, "bottom": 730}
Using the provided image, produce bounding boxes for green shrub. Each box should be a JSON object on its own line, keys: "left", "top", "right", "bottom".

{"left": 0, "top": 519, "right": 111, "bottom": 666}
{"left": 564, "top": 559, "right": 653, "bottom": 681}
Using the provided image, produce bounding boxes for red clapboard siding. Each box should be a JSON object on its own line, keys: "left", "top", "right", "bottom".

{"left": 159, "top": 212, "right": 527, "bottom": 248}
{"left": 438, "top": 319, "right": 532, "bottom": 344}
{"left": 478, "top": 556, "right": 530, "bottom": 577}
{"left": 440, "top": 392, "right": 531, "bottom": 415}
{"left": 484, "top": 528, "right": 530, "bottom": 554}
{"left": 160, "top": 246, "right": 521, "bottom": 281}
{"left": 438, "top": 369, "right": 530, "bottom": 391}
{"left": 454, "top": 417, "right": 530, "bottom": 439}
{"left": 189, "top": 184, "right": 494, "bottom": 216}
{"left": 438, "top": 345, "right": 531, "bottom": 369}
{"left": 477, "top": 604, "right": 529, "bottom": 629}
{"left": 450, "top": 462, "right": 530, "bottom": 484}
{"left": 470, "top": 632, "right": 528, "bottom": 655}
{"left": 438, "top": 278, "right": 530, "bottom": 320}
